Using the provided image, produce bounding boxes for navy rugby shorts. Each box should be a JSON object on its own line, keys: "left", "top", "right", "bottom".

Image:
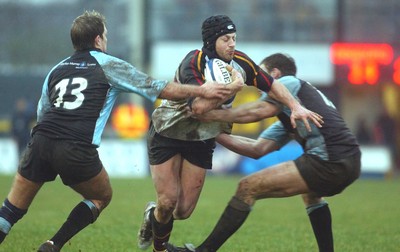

{"left": 295, "top": 152, "right": 361, "bottom": 197}
{"left": 18, "top": 133, "right": 103, "bottom": 185}
{"left": 147, "top": 123, "right": 215, "bottom": 169}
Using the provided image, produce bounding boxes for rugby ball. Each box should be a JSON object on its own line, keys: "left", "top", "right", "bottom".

{"left": 204, "top": 58, "right": 235, "bottom": 108}
{"left": 204, "top": 58, "right": 232, "bottom": 84}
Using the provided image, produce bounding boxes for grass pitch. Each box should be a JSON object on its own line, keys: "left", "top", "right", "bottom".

{"left": 0, "top": 174, "right": 399, "bottom": 251}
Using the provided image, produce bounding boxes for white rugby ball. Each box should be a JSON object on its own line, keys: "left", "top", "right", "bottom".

{"left": 204, "top": 58, "right": 232, "bottom": 84}
{"left": 204, "top": 58, "right": 235, "bottom": 108}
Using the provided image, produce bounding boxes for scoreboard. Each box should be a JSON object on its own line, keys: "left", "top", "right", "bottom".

{"left": 331, "top": 43, "right": 400, "bottom": 85}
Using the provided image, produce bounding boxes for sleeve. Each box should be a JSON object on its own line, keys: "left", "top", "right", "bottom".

{"left": 176, "top": 50, "right": 205, "bottom": 85}
{"left": 92, "top": 51, "right": 168, "bottom": 103}
{"left": 233, "top": 50, "right": 274, "bottom": 92}
{"left": 36, "top": 74, "right": 52, "bottom": 123}
{"left": 260, "top": 76, "right": 304, "bottom": 117}
{"left": 36, "top": 58, "right": 71, "bottom": 122}
{"left": 175, "top": 50, "right": 205, "bottom": 107}
{"left": 259, "top": 121, "right": 291, "bottom": 148}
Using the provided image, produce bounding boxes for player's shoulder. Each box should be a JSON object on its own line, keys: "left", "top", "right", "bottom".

{"left": 233, "top": 50, "right": 252, "bottom": 61}
{"left": 278, "top": 76, "right": 303, "bottom": 94}
{"left": 90, "top": 50, "right": 123, "bottom": 65}
{"left": 180, "top": 49, "right": 206, "bottom": 70}
{"left": 181, "top": 49, "right": 203, "bottom": 62}
{"left": 280, "top": 76, "right": 302, "bottom": 85}
{"left": 233, "top": 50, "right": 258, "bottom": 70}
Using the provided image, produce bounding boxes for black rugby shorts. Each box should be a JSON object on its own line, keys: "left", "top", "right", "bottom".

{"left": 295, "top": 152, "right": 361, "bottom": 197}
{"left": 147, "top": 123, "right": 216, "bottom": 169}
{"left": 18, "top": 134, "right": 102, "bottom": 185}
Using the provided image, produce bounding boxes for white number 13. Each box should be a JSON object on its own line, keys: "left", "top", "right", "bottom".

{"left": 54, "top": 77, "right": 87, "bottom": 109}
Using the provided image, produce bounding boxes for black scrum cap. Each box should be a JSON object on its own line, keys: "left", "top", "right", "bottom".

{"left": 201, "top": 15, "right": 236, "bottom": 50}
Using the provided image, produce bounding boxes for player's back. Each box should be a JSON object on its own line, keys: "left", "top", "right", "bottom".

{"left": 270, "top": 76, "right": 359, "bottom": 160}
{"left": 33, "top": 50, "right": 110, "bottom": 146}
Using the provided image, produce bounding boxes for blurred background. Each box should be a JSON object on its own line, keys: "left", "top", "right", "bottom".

{"left": 0, "top": 0, "right": 399, "bottom": 178}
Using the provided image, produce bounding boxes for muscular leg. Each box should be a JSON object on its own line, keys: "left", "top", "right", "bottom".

{"left": 302, "top": 193, "right": 333, "bottom": 252}
{"left": 197, "top": 161, "right": 309, "bottom": 252}
{"left": 7, "top": 173, "right": 44, "bottom": 209}
{"left": 150, "top": 155, "right": 182, "bottom": 251}
{"left": 236, "top": 160, "right": 309, "bottom": 205}
{"left": 46, "top": 167, "right": 112, "bottom": 249}
{"left": 70, "top": 166, "right": 113, "bottom": 211}
{"left": 150, "top": 155, "right": 207, "bottom": 251}
{"left": 151, "top": 155, "right": 182, "bottom": 225}
{"left": 173, "top": 159, "right": 207, "bottom": 220}
{"left": 0, "top": 173, "right": 43, "bottom": 243}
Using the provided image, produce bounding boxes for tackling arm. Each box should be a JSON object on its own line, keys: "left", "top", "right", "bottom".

{"left": 160, "top": 68, "right": 244, "bottom": 105}
{"left": 268, "top": 79, "right": 323, "bottom": 131}
{"left": 216, "top": 133, "right": 279, "bottom": 159}
{"left": 190, "top": 69, "right": 244, "bottom": 115}
{"left": 159, "top": 80, "right": 233, "bottom": 101}
{"left": 194, "top": 100, "right": 280, "bottom": 124}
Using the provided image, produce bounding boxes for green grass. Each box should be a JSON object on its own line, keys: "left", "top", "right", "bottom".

{"left": 0, "top": 174, "right": 399, "bottom": 251}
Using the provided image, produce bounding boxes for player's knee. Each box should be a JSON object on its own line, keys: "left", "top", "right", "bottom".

{"left": 173, "top": 212, "right": 189, "bottom": 220}
{"left": 173, "top": 207, "right": 194, "bottom": 220}
{"left": 157, "top": 196, "right": 177, "bottom": 219}
{"left": 102, "top": 190, "right": 113, "bottom": 208}
{"left": 301, "top": 193, "right": 322, "bottom": 206}
{"left": 236, "top": 178, "right": 257, "bottom": 204}
{"left": 237, "top": 178, "right": 250, "bottom": 194}
{"left": 94, "top": 189, "right": 113, "bottom": 211}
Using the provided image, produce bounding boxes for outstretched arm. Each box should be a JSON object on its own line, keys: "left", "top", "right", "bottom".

{"left": 193, "top": 100, "right": 280, "bottom": 124}
{"left": 189, "top": 69, "right": 244, "bottom": 115}
{"left": 216, "top": 133, "right": 279, "bottom": 159}
{"left": 268, "top": 80, "right": 323, "bottom": 131}
{"left": 159, "top": 68, "right": 244, "bottom": 102}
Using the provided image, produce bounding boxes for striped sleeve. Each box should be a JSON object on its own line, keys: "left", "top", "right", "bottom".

{"left": 234, "top": 50, "right": 274, "bottom": 92}
{"left": 178, "top": 50, "right": 205, "bottom": 85}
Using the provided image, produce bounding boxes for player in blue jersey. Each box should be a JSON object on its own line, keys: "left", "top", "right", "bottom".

{"left": 167, "top": 53, "right": 361, "bottom": 252}
{"left": 138, "top": 15, "right": 323, "bottom": 252}
{"left": 0, "top": 10, "right": 244, "bottom": 252}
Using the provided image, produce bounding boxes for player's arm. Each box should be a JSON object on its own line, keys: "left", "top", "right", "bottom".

{"left": 267, "top": 79, "right": 323, "bottom": 131}
{"left": 190, "top": 68, "right": 244, "bottom": 115}
{"left": 216, "top": 133, "right": 279, "bottom": 159}
{"left": 254, "top": 65, "right": 323, "bottom": 130}
{"left": 161, "top": 69, "right": 244, "bottom": 101}
{"left": 36, "top": 78, "right": 52, "bottom": 122}
{"left": 194, "top": 100, "right": 280, "bottom": 124}
{"left": 159, "top": 79, "right": 239, "bottom": 101}
{"left": 217, "top": 120, "right": 290, "bottom": 159}
{"left": 98, "top": 53, "right": 241, "bottom": 101}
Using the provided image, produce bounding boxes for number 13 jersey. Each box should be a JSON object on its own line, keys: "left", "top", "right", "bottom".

{"left": 33, "top": 49, "right": 168, "bottom": 147}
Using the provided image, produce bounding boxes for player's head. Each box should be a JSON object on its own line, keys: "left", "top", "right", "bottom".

{"left": 260, "top": 53, "right": 297, "bottom": 78}
{"left": 71, "top": 10, "right": 108, "bottom": 52}
{"left": 202, "top": 15, "right": 236, "bottom": 62}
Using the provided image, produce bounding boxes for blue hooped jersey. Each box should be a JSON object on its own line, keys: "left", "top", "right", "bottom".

{"left": 33, "top": 49, "right": 168, "bottom": 147}
{"left": 260, "top": 76, "right": 360, "bottom": 161}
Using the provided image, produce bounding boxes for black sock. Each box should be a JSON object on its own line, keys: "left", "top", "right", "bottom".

{"left": 151, "top": 209, "right": 174, "bottom": 252}
{"left": 197, "top": 196, "right": 251, "bottom": 252}
{"left": 0, "top": 198, "right": 27, "bottom": 244}
{"left": 51, "top": 200, "right": 99, "bottom": 249}
{"left": 0, "top": 231, "right": 5, "bottom": 244}
{"left": 308, "top": 204, "right": 333, "bottom": 252}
